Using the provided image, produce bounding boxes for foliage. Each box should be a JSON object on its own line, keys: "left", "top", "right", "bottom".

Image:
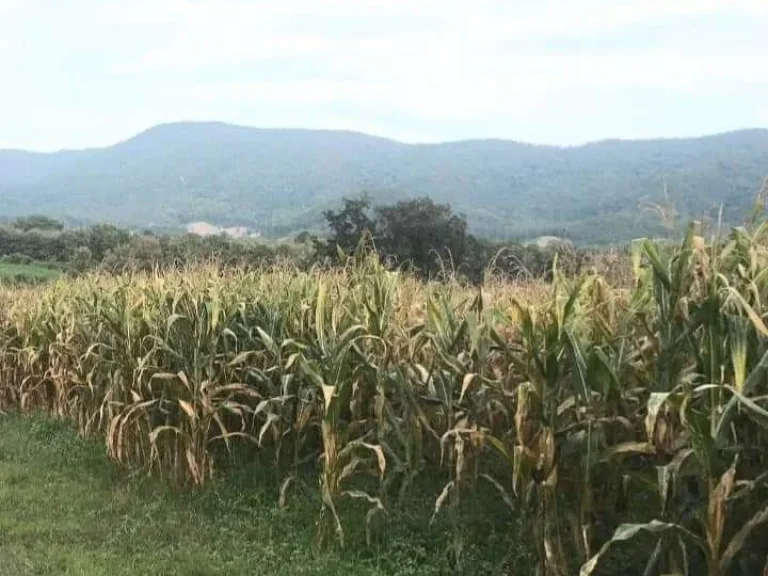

{"left": 315, "top": 196, "right": 584, "bottom": 283}
{"left": 375, "top": 197, "right": 471, "bottom": 278}
{"left": 316, "top": 195, "right": 378, "bottom": 257}
{"left": 1, "top": 252, "right": 33, "bottom": 265}
{"left": 2, "top": 215, "right": 768, "bottom": 574}
{"left": 0, "top": 220, "right": 128, "bottom": 264}
{"left": 2, "top": 122, "right": 767, "bottom": 243}
{"left": 10, "top": 214, "right": 65, "bottom": 231}
{"left": 314, "top": 196, "right": 476, "bottom": 280}
{"left": 0, "top": 413, "right": 533, "bottom": 575}
{"left": 0, "top": 217, "right": 298, "bottom": 277}
{"left": 0, "top": 204, "right": 587, "bottom": 286}
{"left": 0, "top": 261, "right": 62, "bottom": 285}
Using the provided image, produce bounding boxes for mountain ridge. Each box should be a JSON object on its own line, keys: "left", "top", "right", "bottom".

{"left": 2, "top": 121, "right": 767, "bottom": 244}
{"left": 6, "top": 121, "right": 768, "bottom": 154}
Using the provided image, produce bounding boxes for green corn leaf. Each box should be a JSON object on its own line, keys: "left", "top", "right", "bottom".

{"left": 723, "top": 385, "right": 768, "bottom": 431}
{"left": 642, "top": 240, "right": 671, "bottom": 291}
{"left": 728, "top": 316, "right": 749, "bottom": 393}
{"left": 630, "top": 238, "right": 645, "bottom": 278}
{"left": 724, "top": 287, "right": 768, "bottom": 337}
{"left": 717, "top": 348, "right": 768, "bottom": 444}
{"left": 580, "top": 520, "right": 707, "bottom": 576}
{"left": 565, "top": 328, "right": 590, "bottom": 405}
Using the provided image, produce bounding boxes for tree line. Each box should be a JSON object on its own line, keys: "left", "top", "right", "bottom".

{"left": 0, "top": 197, "right": 586, "bottom": 283}
{"left": 311, "top": 195, "right": 585, "bottom": 282}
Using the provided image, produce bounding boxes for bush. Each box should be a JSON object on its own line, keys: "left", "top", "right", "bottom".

{"left": 1, "top": 253, "right": 33, "bottom": 265}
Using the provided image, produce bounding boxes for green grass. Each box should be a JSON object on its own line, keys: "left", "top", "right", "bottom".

{"left": 0, "top": 413, "right": 533, "bottom": 576}
{"left": 0, "top": 262, "right": 61, "bottom": 282}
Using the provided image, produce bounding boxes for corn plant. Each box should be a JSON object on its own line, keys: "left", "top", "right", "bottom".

{"left": 2, "top": 217, "right": 768, "bottom": 575}
{"left": 583, "top": 224, "right": 768, "bottom": 576}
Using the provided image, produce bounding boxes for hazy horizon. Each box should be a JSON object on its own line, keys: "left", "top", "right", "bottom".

{"left": 2, "top": 0, "right": 767, "bottom": 151}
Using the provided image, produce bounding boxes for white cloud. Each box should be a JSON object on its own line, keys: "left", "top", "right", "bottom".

{"left": 191, "top": 74, "right": 550, "bottom": 120}
{"left": 100, "top": 0, "right": 768, "bottom": 143}
{"left": 105, "top": 0, "right": 768, "bottom": 82}
{"left": 1, "top": 0, "right": 767, "bottom": 148}
{"left": 105, "top": 0, "right": 449, "bottom": 75}
{"left": 111, "top": 34, "right": 334, "bottom": 74}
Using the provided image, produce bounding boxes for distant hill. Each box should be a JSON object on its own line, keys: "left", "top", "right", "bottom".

{"left": 1, "top": 122, "right": 767, "bottom": 244}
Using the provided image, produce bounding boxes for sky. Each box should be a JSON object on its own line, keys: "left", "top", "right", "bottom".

{"left": 1, "top": 0, "right": 767, "bottom": 151}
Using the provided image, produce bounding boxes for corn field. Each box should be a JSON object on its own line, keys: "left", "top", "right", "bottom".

{"left": 2, "top": 225, "right": 768, "bottom": 575}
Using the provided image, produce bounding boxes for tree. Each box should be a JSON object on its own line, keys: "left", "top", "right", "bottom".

{"left": 375, "top": 197, "right": 472, "bottom": 279}
{"left": 317, "top": 195, "right": 477, "bottom": 280}
{"left": 314, "top": 194, "right": 377, "bottom": 261}
{"left": 85, "top": 224, "right": 130, "bottom": 262}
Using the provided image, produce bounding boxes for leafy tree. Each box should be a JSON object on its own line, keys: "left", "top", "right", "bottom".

{"left": 317, "top": 196, "right": 475, "bottom": 280}
{"left": 85, "top": 224, "right": 130, "bottom": 262}
{"left": 314, "top": 195, "right": 377, "bottom": 260}
{"left": 317, "top": 195, "right": 587, "bottom": 283}
{"left": 375, "top": 197, "right": 471, "bottom": 279}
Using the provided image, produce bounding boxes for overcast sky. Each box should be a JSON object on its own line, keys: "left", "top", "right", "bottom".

{"left": 1, "top": 0, "right": 767, "bottom": 150}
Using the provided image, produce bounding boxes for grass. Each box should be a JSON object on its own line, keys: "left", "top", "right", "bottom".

{"left": 0, "top": 413, "right": 533, "bottom": 576}
{"left": 0, "top": 262, "right": 61, "bottom": 283}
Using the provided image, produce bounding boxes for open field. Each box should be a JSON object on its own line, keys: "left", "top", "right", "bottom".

{"left": 1, "top": 224, "right": 768, "bottom": 575}
{"left": 0, "top": 261, "right": 61, "bottom": 283}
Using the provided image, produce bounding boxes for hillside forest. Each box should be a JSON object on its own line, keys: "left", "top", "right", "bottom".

{"left": 2, "top": 122, "right": 768, "bottom": 244}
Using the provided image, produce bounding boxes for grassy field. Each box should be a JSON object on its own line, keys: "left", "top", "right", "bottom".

{"left": 0, "top": 261, "right": 61, "bottom": 283}
{"left": 0, "top": 413, "right": 531, "bottom": 576}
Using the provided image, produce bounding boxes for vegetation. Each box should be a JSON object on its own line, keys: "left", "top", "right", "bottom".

{"left": 2, "top": 210, "right": 768, "bottom": 574}
{"left": 0, "top": 219, "right": 298, "bottom": 281}
{"left": 0, "top": 200, "right": 583, "bottom": 284}
{"left": 313, "top": 195, "right": 583, "bottom": 282}
{"left": 0, "top": 261, "right": 61, "bottom": 284}
{"left": 0, "top": 413, "right": 527, "bottom": 576}
{"left": 2, "top": 122, "right": 768, "bottom": 243}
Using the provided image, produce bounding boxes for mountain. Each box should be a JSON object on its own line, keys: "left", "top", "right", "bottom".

{"left": 1, "top": 121, "right": 767, "bottom": 244}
